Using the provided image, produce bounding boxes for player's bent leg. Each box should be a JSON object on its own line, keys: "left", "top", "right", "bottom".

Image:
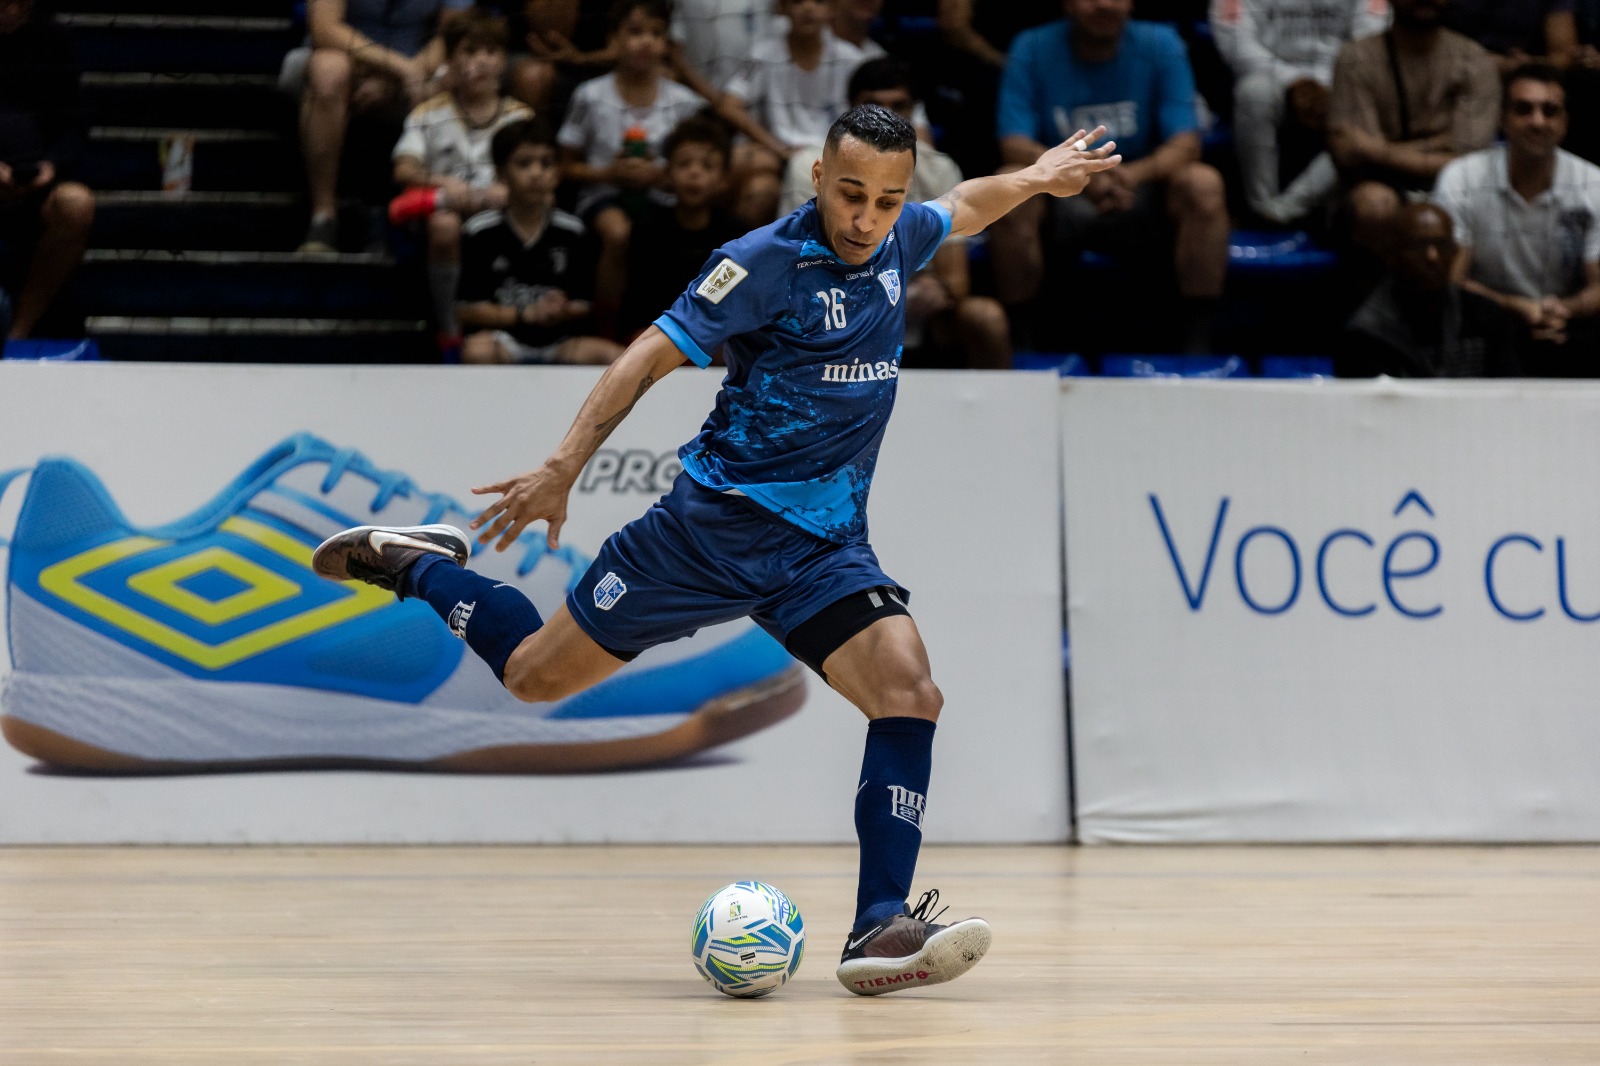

{"left": 500, "top": 604, "right": 629, "bottom": 703}
{"left": 807, "top": 613, "right": 990, "bottom": 995}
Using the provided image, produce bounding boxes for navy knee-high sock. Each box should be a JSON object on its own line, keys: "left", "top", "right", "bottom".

{"left": 403, "top": 554, "right": 543, "bottom": 682}
{"left": 853, "top": 716, "right": 936, "bottom": 932}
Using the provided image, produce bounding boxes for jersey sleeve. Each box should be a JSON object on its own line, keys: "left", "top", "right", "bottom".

{"left": 392, "top": 104, "right": 428, "bottom": 163}
{"left": 653, "top": 233, "right": 786, "bottom": 368}
{"left": 556, "top": 80, "right": 595, "bottom": 151}
{"left": 996, "top": 32, "right": 1043, "bottom": 143}
{"left": 1151, "top": 26, "right": 1201, "bottom": 142}
{"left": 899, "top": 200, "right": 954, "bottom": 272}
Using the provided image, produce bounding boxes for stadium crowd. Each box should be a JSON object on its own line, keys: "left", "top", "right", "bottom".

{"left": 3, "top": 0, "right": 1600, "bottom": 376}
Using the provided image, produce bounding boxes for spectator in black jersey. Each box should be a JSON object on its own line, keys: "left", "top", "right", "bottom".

{"left": 619, "top": 114, "right": 741, "bottom": 340}
{"left": 0, "top": 0, "right": 93, "bottom": 341}
{"left": 457, "top": 118, "right": 622, "bottom": 365}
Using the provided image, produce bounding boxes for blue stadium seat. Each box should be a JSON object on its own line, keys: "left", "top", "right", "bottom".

{"left": 2, "top": 338, "right": 102, "bottom": 361}
{"left": 1100, "top": 354, "right": 1252, "bottom": 378}
{"left": 1012, "top": 351, "right": 1089, "bottom": 376}
{"left": 1227, "top": 229, "right": 1338, "bottom": 274}
{"left": 1260, "top": 355, "right": 1335, "bottom": 379}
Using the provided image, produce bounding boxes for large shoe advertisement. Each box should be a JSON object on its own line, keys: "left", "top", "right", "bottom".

{"left": 0, "top": 363, "right": 1067, "bottom": 844}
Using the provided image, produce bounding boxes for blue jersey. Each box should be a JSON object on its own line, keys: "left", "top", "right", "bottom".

{"left": 997, "top": 19, "right": 1198, "bottom": 163}
{"left": 653, "top": 198, "right": 952, "bottom": 544}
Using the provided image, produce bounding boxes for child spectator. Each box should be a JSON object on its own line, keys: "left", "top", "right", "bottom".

{"left": 619, "top": 115, "right": 742, "bottom": 337}
{"left": 457, "top": 118, "right": 622, "bottom": 365}
{"left": 558, "top": 0, "right": 707, "bottom": 333}
{"left": 720, "top": 0, "right": 869, "bottom": 223}
{"left": 390, "top": 9, "right": 532, "bottom": 340}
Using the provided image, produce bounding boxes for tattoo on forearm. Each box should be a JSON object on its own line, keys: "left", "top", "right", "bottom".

{"left": 592, "top": 374, "right": 655, "bottom": 445}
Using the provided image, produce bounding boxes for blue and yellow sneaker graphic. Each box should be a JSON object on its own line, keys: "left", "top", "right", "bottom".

{"left": 0, "top": 434, "right": 804, "bottom": 771}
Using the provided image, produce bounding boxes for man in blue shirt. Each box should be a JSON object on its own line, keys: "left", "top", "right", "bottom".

{"left": 314, "top": 104, "right": 1120, "bottom": 996}
{"left": 988, "top": 0, "right": 1230, "bottom": 351}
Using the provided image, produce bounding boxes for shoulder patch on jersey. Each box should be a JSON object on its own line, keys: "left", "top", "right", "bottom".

{"left": 550, "top": 209, "right": 585, "bottom": 234}
{"left": 696, "top": 258, "right": 750, "bottom": 305}
{"left": 462, "top": 209, "right": 505, "bottom": 235}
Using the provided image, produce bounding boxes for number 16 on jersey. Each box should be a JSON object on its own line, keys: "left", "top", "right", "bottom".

{"left": 817, "top": 288, "right": 848, "bottom": 331}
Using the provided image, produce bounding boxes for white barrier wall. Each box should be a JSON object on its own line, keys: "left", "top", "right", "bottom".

{"left": 1062, "top": 378, "right": 1600, "bottom": 842}
{"left": 0, "top": 363, "right": 1066, "bottom": 844}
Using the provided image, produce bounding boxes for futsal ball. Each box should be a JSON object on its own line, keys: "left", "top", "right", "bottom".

{"left": 691, "top": 880, "right": 806, "bottom": 998}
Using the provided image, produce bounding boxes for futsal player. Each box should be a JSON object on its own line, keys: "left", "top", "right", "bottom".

{"left": 314, "top": 105, "right": 1119, "bottom": 995}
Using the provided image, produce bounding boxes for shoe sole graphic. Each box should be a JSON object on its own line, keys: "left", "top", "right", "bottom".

{"left": 835, "top": 918, "right": 993, "bottom": 996}
{"left": 0, "top": 663, "right": 806, "bottom": 774}
{"left": 0, "top": 435, "right": 808, "bottom": 774}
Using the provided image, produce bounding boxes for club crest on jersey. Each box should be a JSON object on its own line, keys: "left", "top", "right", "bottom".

{"left": 878, "top": 269, "right": 901, "bottom": 307}
{"left": 695, "top": 258, "right": 749, "bottom": 305}
{"left": 593, "top": 572, "right": 627, "bottom": 611}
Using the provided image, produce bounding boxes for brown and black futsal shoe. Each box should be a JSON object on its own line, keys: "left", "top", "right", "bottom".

{"left": 835, "top": 889, "right": 992, "bottom": 996}
{"left": 312, "top": 524, "right": 470, "bottom": 594}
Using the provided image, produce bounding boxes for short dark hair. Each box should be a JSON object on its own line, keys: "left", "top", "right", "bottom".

{"left": 848, "top": 57, "right": 915, "bottom": 104}
{"left": 443, "top": 8, "right": 509, "bottom": 54}
{"left": 662, "top": 112, "right": 732, "bottom": 166}
{"left": 824, "top": 103, "right": 917, "bottom": 163}
{"left": 608, "top": 0, "right": 672, "bottom": 33}
{"left": 491, "top": 117, "right": 556, "bottom": 169}
{"left": 1505, "top": 61, "right": 1565, "bottom": 100}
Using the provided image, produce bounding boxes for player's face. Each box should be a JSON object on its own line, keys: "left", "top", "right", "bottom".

{"left": 785, "top": 0, "right": 835, "bottom": 37}
{"left": 451, "top": 42, "right": 507, "bottom": 99}
{"left": 854, "top": 87, "right": 917, "bottom": 125}
{"left": 612, "top": 9, "right": 670, "bottom": 71}
{"left": 667, "top": 142, "right": 728, "bottom": 210}
{"left": 812, "top": 135, "right": 915, "bottom": 265}
{"left": 1066, "top": 0, "right": 1131, "bottom": 43}
{"left": 1392, "top": 205, "right": 1456, "bottom": 293}
{"left": 500, "top": 143, "right": 560, "bottom": 206}
{"left": 1504, "top": 78, "right": 1567, "bottom": 159}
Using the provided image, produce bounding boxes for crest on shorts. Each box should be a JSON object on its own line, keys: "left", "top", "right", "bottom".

{"left": 593, "top": 572, "right": 627, "bottom": 611}
{"left": 878, "top": 269, "right": 901, "bottom": 307}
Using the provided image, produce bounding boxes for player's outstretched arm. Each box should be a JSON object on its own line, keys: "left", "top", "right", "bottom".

{"left": 936, "top": 127, "right": 1122, "bottom": 238}
{"left": 470, "top": 325, "right": 688, "bottom": 552}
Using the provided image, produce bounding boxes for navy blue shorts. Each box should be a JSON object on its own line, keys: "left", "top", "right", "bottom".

{"left": 566, "top": 473, "right": 907, "bottom": 659}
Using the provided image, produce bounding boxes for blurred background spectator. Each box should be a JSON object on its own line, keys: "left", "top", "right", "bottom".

{"left": 1433, "top": 62, "right": 1600, "bottom": 375}
{"left": 987, "top": 0, "right": 1230, "bottom": 352}
{"left": 283, "top": 0, "right": 471, "bottom": 252}
{"left": 0, "top": 0, "right": 93, "bottom": 342}
{"left": 1327, "top": 0, "right": 1499, "bottom": 253}
{"left": 1212, "top": 0, "right": 1390, "bottom": 226}
{"left": 1338, "top": 200, "right": 1521, "bottom": 375}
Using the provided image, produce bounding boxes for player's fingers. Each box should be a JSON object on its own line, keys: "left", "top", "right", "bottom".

{"left": 469, "top": 498, "right": 505, "bottom": 530}
{"left": 1086, "top": 154, "right": 1123, "bottom": 171}
{"left": 495, "top": 516, "right": 531, "bottom": 553}
{"left": 470, "top": 481, "right": 508, "bottom": 496}
{"left": 1086, "top": 139, "right": 1117, "bottom": 159}
{"left": 477, "top": 510, "right": 514, "bottom": 544}
{"left": 547, "top": 516, "right": 564, "bottom": 551}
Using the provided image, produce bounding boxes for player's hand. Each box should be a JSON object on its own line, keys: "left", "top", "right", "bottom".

{"left": 1034, "top": 127, "right": 1120, "bottom": 199}
{"left": 470, "top": 461, "right": 578, "bottom": 552}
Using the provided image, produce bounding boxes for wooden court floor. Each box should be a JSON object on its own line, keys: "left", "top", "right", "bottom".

{"left": 2, "top": 845, "right": 1598, "bottom": 1065}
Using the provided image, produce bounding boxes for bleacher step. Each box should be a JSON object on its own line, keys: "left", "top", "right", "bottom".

{"left": 61, "top": 13, "right": 295, "bottom": 76}
{"left": 81, "top": 73, "right": 289, "bottom": 129}
{"left": 82, "top": 127, "right": 296, "bottom": 193}
{"left": 86, "top": 316, "right": 433, "bottom": 363}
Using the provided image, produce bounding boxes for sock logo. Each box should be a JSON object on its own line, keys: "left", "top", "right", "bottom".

{"left": 447, "top": 600, "right": 475, "bottom": 639}
{"left": 593, "top": 571, "right": 627, "bottom": 611}
{"left": 888, "top": 784, "right": 926, "bottom": 829}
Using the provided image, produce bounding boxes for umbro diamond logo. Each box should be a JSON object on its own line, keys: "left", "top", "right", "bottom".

{"left": 594, "top": 571, "right": 627, "bottom": 610}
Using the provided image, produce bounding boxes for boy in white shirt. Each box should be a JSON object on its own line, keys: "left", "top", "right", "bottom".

{"left": 390, "top": 9, "right": 531, "bottom": 342}
{"left": 557, "top": 0, "right": 708, "bottom": 335}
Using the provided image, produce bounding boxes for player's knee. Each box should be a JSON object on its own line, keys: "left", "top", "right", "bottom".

{"left": 1348, "top": 181, "right": 1400, "bottom": 224}
{"left": 957, "top": 296, "right": 1007, "bottom": 338}
{"left": 1172, "top": 163, "right": 1226, "bottom": 219}
{"left": 461, "top": 331, "right": 502, "bottom": 364}
{"left": 306, "top": 48, "right": 352, "bottom": 98}
{"left": 504, "top": 665, "right": 574, "bottom": 704}
{"left": 45, "top": 182, "right": 95, "bottom": 232}
{"left": 871, "top": 673, "right": 942, "bottom": 722}
{"left": 596, "top": 207, "right": 631, "bottom": 245}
